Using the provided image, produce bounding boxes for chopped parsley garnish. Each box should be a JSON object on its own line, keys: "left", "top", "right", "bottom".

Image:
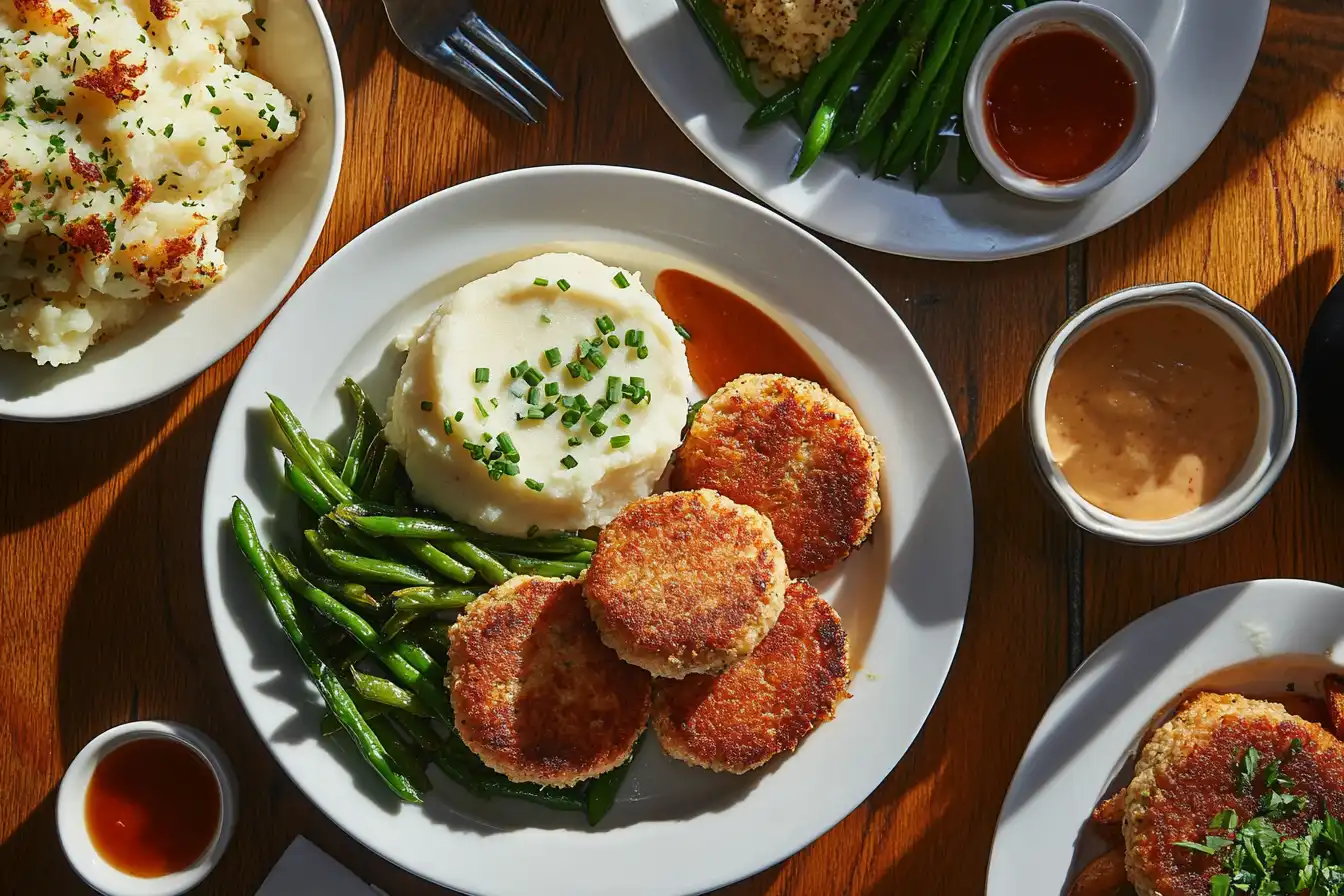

{"left": 1236, "top": 746, "right": 1261, "bottom": 795}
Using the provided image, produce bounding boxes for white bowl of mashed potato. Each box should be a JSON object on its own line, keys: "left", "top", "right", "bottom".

{"left": 0, "top": 0, "right": 343, "bottom": 420}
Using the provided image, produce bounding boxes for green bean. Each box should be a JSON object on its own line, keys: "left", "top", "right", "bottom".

{"left": 494, "top": 554, "right": 588, "bottom": 578}
{"left": 857, "top": 124, "right": 885, "bottom": 172}
{"left": 586, "top": 736, "right": 643, "bottom": 826}
{"left": 341, "top": 506, "right": 598, "bottom": 555}
{"left": 875, "top": 0, "right": 977, "bottom": 161}
{"left": 321, "top": 549, "right": 434, "bottom": 587}
{"left": 745, "top": 84, "right": 800, "bottom": 129}
{"left": 912, "top": 4, "right": 994, "bottom": 182}
{"left": 854, "top": 0, "right": 957, "bottom": 142}
{"left": 283, "top": 460, "right": 335, "bottom": 516}
{"left": 323, "top": 514, "right": 394, "bottom": 561}
{"left": 392, "top": 586, "right": 481, "bottom": 611}
{"left": 682, "top": 0, "right": 762, "bottom": 104}
{"left": 268, "top": 394, "right": 356, "bottom": 504}
{"left": 389, "top": 637, "right": 444, "bottom": 683}
{"left": 912, "top": 126, "right": 949, "bottom": 189}
{"left": 338, "top": 643, "right": 369, "bottom": 669}
{"left": 321, "top": 699, "right": 385, "bottom": 736}
{"left": 368, "top": 445, "right": 401, "bottom": 505}
{"left": 382, "top": 608, "right": 429, "bottom": 640}
{"left": 398, "top": 539, "right": 477, "bottom": 584}
{"left": 957, "top": 130, "right": 981, "bottom": 184}
{"left": 406, "top": 621, "right": 451, "bottom": 658}
{"left": 340, "top": 392, "right": 369, "bottom": 487}
{"left": 389, "top": 710, "right": 442, "bottom": 754}
{"left": 314, "top": 438, "right": 342, "bottom": 470}
{"left": 230, "top": 498, "right": 421, "bottom": 803}
{"left": 366, "top": 715, "right": 432, "bottom": 793}
{"left": 352, "top": 435, "right": 385, "bottom": 498}
{"left": 340, "top": 513, "right": 514, "bottom": 585}
{"left": 796, "top": 0, "right": 894, "bottom": 121}
{"left": 792, "top": 0, "right": 907, "bottom": 177}
{"left": 350, "top": 667, "right": 430, "bottom": 716}
{"left": 276, "top": 550, "right": 380, "bottom": 611}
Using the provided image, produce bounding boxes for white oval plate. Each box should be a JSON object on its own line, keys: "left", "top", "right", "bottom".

{"left": 989, "top": 579, "right": 1344, "bottom": 896}
{"left": 600, "top": 0, "right": 1268, "bottom": 260}
{"left": 0, "top": 0, "right": 344, "bottom": 421}
{"left": 201, "top": 166, "right": 974, "bottom": 896}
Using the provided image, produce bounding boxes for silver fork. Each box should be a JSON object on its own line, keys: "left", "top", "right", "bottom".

{"left": 379, "top": 1, "right": 560, "bottom": 124}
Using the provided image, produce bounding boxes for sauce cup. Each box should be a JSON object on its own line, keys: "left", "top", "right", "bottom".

{"left": 963, "top": 1, "right": 1157, "bottom": 203}
{"left": 57, "top": 721, "right": 238, "bottom": 896}
{"left": 1025, "top": 282, "right": 1297, "bottom": 545}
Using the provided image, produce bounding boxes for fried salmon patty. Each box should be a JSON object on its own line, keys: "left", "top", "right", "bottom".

{"left": 583, "top": 489, "right": 789, "bottom": 678}
{"left": 672, "top": 374, "right": 882, "bottom": 577}
{"left": 447, "top": 576, "right": 651, "bottom": 787}
{"left": 651, "top": 581, "right": 850, "bottom": 773}
{"left": 1124, "top": 693, "right": 1344, "bottom": 896}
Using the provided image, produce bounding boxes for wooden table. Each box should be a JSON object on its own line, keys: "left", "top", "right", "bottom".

{"left": 3, "top": 1, "right": 1342, "bottom": 892}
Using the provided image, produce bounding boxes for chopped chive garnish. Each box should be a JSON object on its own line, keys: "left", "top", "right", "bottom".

{"left": 557, "top": 279, "right": 571, "bottom": 292}
{"left": 607, "top": 334, "right": 620, "bottom": 348}
{"left": 613, "top": 272, "right": 630, "bottom": 289}
{"left": 567, "top": 436, "right": 582, "bottom": 447}
{"left": 674, "top": 323, "right": 692, "bottom": 340}
{"left": 443, "top": 417, "right": 453, "bottom": 435}
{"left": 474, "top": 367, "right": 490, "bottom": 383}
{"left": 544, "top": 382, "right": 560, "bottom": 397}
{"left": 575, "top": 394, "right": 591, "bottom": 411}
{"left": 544, "top": 347, "right": 562, "bottom": 368}
{"left": 578, "top": 365, "right": 594, "bottom": 382}
{"left": 524, "top": 407, "right": 546, "bottom": 419}
{"left": 606, "top": 377, "right": 622, "bottom": 404}
{"left": 596, "top": 315, "right": 615, "bottom": 334}
{"left": 454, "top": 411, "right": 465, "bottom": 422}
{"left": 497, "top": 433, "right": 516, "bottom": 455}
{"left": 503, "top": 462, "right": 520, "bottom": 476}
{"left": 637, "top": 345, "right": 649, "bottom": 359}
{"left": 561, "top": 455, "right": 578, "bottom": 469}
{"left": 540, "top": 313, "right": 552, "bottom": 324}
{"left": 474, "top": 398, "right": 488, "bottom": 418}
{"left": 566, "top": 360, "right": 585, "bottom": 379}
{"left": 631, "top": 376, "right": 645, "bottom": 389}
{"left": 541, "top": 403, "right": 558, "bottom": 418}
{"left": 610, "top": 435, "right": 631, "bottom": 448}
{"left": 421, "top": 400, "right": 433, "bottom": 411}
{"left": 590, "top": 422, "right": 608, "bottom": 437}
{"left": 587, "top": 403, "right": 608, "bottom": 423}
{"left": 525, "top": 478, "right": 545, "bottom": 492}
{"left": 490, "top": 397, "right": 499, "bottom": 408}
{"left": 561, "top": 409, "right": 581, "bottom": 427}
{"left": 510, "top": 361, "right": 530, "bottom": 378}
{"left": 617, "top": 413, "right": 631, "bottom": 426}
{"left": 483, "top": 433, "right": 493, "bottom": 443}
{"left": 533, "top": 277, "right": 549, "bottom": 286}
{"left": 578, "top": 338, "right": 593, "bottom": 357}
{"left": 590, "top": 350, "right": 607, "bottom": 370}
{"left": 522, "top": 368, "right": 544, "bottom": 387}
{"left": 527, "top": 386, "right": 543, "bottom": 406}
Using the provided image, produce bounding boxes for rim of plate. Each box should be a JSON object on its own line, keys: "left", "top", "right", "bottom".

{"left": 200, "top": 165, "right": 974, "bottom": 896}
{"left": 988, "top": 579, "right": 1344, "bottom": 896}
{"left": 598, "top": 0, "right": 1269, "bottom": 261}
{"left": 0, "top": 0, "right": 345, "bottom": 422}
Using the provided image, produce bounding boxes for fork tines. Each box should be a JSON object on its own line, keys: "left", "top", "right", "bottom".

{"left": 441, "top": 12, "right": 560, "bottom": 124}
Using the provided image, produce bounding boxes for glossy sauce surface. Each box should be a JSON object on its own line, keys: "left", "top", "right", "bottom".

{"left": 1045, "top": 305, "right": 1259, "bottom": 520}
{"left": 85, "top": 737, "right": 220, "bottom": 878}
{"left": 985, "top": 27, "right": 1136, "bottom": 182}
{"left": 653, "top": 269, "right": 827, "bottom": 394}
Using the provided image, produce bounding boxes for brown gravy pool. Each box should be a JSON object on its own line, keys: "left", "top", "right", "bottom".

{"left": 1045, "top": 305, "right": 1259, "bottom": 520}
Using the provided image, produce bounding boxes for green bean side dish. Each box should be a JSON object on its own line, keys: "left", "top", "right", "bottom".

{"left": 684, "top": 0, "right": 1051, "bottom": 184}
{"left": 229, "top": 378, "right": 638, "bottom": 825}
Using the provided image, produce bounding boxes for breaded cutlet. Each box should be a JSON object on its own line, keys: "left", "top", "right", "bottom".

{"left": 583, "top": 489, "right": 789, "bottom": 678}
{"left": 1124, "top": 693, "right": 1344, "bottom": 896}
{"left": 672, "top": 374, "right": 882, "bottom": 578}
{"left": 447, "top": 576, "right": 651, "bottom": 787}
{"left": 651, "top": 581, "right": 850, "bottom": 774}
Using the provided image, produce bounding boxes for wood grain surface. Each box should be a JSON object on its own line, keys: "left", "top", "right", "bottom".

{"left": 1, "top": 1, "right": 1340, "bottom": 894}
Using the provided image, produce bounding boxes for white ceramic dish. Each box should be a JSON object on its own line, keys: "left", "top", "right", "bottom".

{"left": 200, "top": 165, "right": 974, "bottom": 896}
{"left": 57, "top": 721, "right": 238, "bottom": 896}
{"left": 1025, "top": 282, "right": 1297, "bottom": 545}
{"left": 988, "top": 579, "right": 1344, "bottom": 896}
{"left": 0, "top": 0, "right": 344, "bottom": 422}
{"left": 963, "top": 2, "right": 1157, "bottom": 202}
{"left": 600, "top": 0, "right": 1268, "bottom": 260}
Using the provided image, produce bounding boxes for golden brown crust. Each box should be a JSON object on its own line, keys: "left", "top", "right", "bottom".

{"left": 584, "top": 489, "right": 789, "bottom": 678}
{"left": 0, "top": 160, "right": 20, "bottom": 227}
{"left": 672, "top": 374, "right": 882, "bottom": 577}
{"left": 447, "top": 576, "right": 651, "bottom": 787}
{"left": 149, "top": 0, "right": 179, "bottom": 20}
{"left": 67, "top": 150, "right": 101, "bottom": 185}
{"left": 75, "top": 49, "right": 148, "bottom": 104}
{"left": 14, "top": 0, "right": 71, "bottom": 31}
{"left": 651, "top": 581, "right": 850, "bottom": 773}
{"left": 121, "top": 176, "right": 153, "bottom": 216}
{"left": 1325, "top": 674, "right": 1344, "bottom": 737}
{"left": 64, "top": 215, "right": 112, "bottom": 258}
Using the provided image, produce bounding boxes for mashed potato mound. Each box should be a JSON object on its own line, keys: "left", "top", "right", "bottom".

{"left": 0, "top": 0, "right": 300, "bottom": 365}
{"left": 718, "top": 0, "right": 857, "bottom": 79}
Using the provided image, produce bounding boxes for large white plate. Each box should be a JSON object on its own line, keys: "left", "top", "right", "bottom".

{"left": 0, "top": 0, "right": 344, "bottom": 421}
{"left": 201, "top": 166, "right": 974, "bottom": 896}
{"left": 600, "top": 0, "right": 1269, "bottom": 260}
{"left": 990, "top": 579, "right": 1344, "bottom": 896}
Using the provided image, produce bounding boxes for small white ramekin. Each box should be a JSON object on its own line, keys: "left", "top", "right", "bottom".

{"left": 963, "top": 1, "right": 1157, "bottom": 202}
{"left": 1025, "top": 282, "right": 1297, "bottom": 545}
{"left": 57, "top": 721, "right": 238, "bottom": 896}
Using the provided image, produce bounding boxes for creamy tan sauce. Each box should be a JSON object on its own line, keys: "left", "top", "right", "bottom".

{"left": 1045, "top": 305, "right": 1259, "bottom": 520}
